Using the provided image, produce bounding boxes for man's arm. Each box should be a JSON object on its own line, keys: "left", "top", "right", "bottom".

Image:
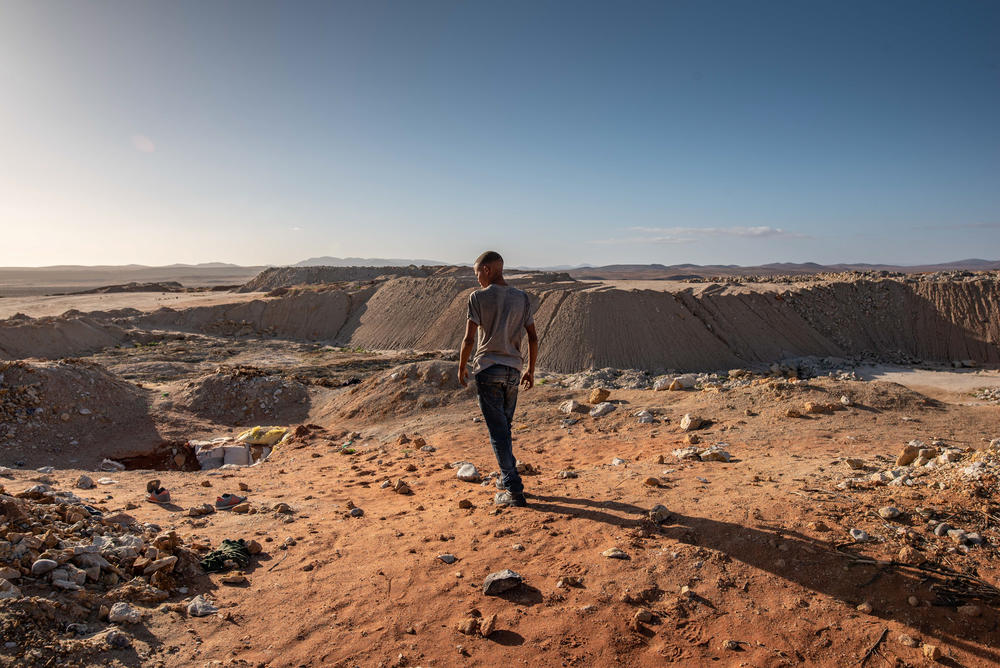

{"left": 458, "top": 319, "right": 478, "bottom": 386}
{"left": 521, "top": 322, "right": 538, "bottom": 389}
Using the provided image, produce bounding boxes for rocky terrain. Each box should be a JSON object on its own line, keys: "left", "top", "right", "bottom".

{"left": 0, "top": 268, "right": 999, "bottom": 666}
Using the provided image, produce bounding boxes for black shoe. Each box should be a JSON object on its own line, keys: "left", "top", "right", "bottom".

{"left": 510, "top": 493, "right": 528, "bottom": 507}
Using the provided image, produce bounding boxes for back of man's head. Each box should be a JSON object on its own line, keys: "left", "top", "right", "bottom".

{"left": 474, "top": 250, "right": 503, "bottom": 269}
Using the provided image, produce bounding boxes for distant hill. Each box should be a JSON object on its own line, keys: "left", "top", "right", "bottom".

{"left": 566, "top": 259, "right": 1000, "bottom": 280}
{"left": 294, "top": 256, "right": 449, "bottom": 267}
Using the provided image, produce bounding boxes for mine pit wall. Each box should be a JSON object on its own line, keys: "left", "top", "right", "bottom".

{"left": 2, "top": 278, "right": 998, "bottom": 372}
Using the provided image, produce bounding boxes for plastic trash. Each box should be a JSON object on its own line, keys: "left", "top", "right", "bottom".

{"left": 222, "top": 445, "right": 251, "bottom": 467}
{"left": 235, "top": 426, "right": 289, "bottom": 446}
{"left": 98, "top": 459, "right": 126, "bottom": 472}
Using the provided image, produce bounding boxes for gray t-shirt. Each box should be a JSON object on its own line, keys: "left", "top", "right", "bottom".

{"left": 467, "top": 284, "right": 534, "bottom": 374}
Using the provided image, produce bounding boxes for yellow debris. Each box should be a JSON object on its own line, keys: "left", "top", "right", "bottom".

{"left": 235, "top": 426, "right": 289, "bottom": 446}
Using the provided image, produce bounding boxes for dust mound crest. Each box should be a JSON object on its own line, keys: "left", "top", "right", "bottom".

{"left": 0, "top": 359, "right": 155, "bottom": 466}
{"left": 178, "top": 365, "right": 310, "bottom": 425}
{"left": 332, "top": 360, "right": 475, "bottom": 420}
{"left": 0, "top": 314, "right": 127, "bottom": 360}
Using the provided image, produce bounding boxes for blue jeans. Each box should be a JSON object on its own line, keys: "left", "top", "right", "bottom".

{"left": 475, "top": 364, "right": 524, "bottom": 495}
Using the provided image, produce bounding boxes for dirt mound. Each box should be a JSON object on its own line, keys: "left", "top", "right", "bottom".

{"left": 330, "top": 359, "right": 475, "bottom": 420}
{"left": 13, "top": 274, "right": 996, "bottom": 375}
{"left": 66, "top": 281, "right": 186, "bottom": 294}
{"left": 0, "top": 315, "right": 128, "bottom": 360}
{"left": 0, "top": 359, "right": 160, "bottom": 468}
{"left": 130, "top": 289, "right": 373, "bottom": 341}
{"left": 237, "top": 265, "right": 437, "bottom": 292}
{"left": 178, "top": 365, "right": 311, "bottom": 425}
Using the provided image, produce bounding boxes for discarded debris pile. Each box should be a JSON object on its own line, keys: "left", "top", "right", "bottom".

{"left": 179, "top": 365, "right": 310, "bottom": 424}
{"left": 0, "top": 484, "right": 204, "bottom": 662}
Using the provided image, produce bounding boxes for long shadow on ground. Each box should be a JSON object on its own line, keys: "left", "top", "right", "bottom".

{"left": 527, "top": 493, "right": 1000, "bottom": 666}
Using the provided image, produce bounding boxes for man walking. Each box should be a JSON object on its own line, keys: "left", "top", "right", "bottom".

{"left": 458, "top": 251, "right": 538, "bottom": 507}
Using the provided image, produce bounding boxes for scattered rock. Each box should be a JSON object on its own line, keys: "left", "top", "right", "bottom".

{"left": 845, "top": 458, "right": 865, "bottom": 470}
{"left": 557, "top": 575, "right": 583, "bottom": 588}
{"left": 108, "top": 602, "right": 142, "bottom": 624}
{"left": 897, "top": 444, "right": 920, "bottom": 466}
{"left": 611, "top": 457, "right": 626, "bottom": 466}
{"left": 438, "top": 554, "right": 457, "bottom": 564}
{"left": 648, "top": 504, "right": 671, "bottom": 523}
{"left": 456, "top": 617, "right": 479, "bottom": 635}
{"left": 456, "top": 463, "right": 481, "bottom": 482}
{"left": 642, "top": 477, "right": 659, "bottom": 487}
{"left": 923, "top": 644, "right": 942, "bottom": 660}
{"left": 590, "top": 402, "right": 616, "bottom": 418}
{"left": 856, "top": 602, "right": 873, "bottom": 614}
{"left": 349, "top": 507, "right": 364, "bottom": 517}
{"left": 479, "top": 613, "right": 497, "bottom": 637}
{"left": 898, "top": 634, "right": 919, "bottom": 648}
{"left": 0, "top": 579, "right": 21, "bottom": 600}
{"left": 849, "top": 529, "right": 870, "bottom": 542}
{"left": 556, "top": 470, "right": 578, "bottom": 479}
{"left": 458, "top": 499, "right": 473, "bottom": 509}
{"left": 483, "top": 569, "right": 522, "bottom": 595}
{"left": 75, "top": 475, "right": 94, "bottom": 489}
{"left": 679, "top": 414, "right": 703, "bottom": 431}
{"left": 684, "top": 433, "right": 700, "bottom": 445}
{"left": 602, "top": 548, "right": 629, "bottom": 560}
{"left": 878, "top": 506, "right": 901, "bottom": 520}
{"left": 589, "top": 388, "right": 610, "bottom": 403}
{"left": 898, "top": 546, "right": 924, "bottom": 565}
{"left": 394, "top": 479, "right": 413, "bottom": 495}
{"left": 807, "top": 521, "right": 831, "bottom": 532}
{"left": 559, "top": 400, "right": 585, "bottom": 414}
{"left": 634, "top": 609, "right": 654, "bottom": 623}
{"left": 31, "top": 559, "right": 58, "bottom": 576}
{"left": 187, "top": 594, "right": 218, "bottom": 617}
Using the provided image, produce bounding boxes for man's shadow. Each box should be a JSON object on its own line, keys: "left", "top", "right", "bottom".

{"left": 527, "top": 493, "right": 1000, "bottom": 665}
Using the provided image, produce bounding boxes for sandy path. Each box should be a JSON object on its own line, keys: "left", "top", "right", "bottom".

{"left": 857, "top": 364, "right": 1000, "bottom": 402}
{"left": 0, "top": 291, "right": 265, "bottom": 319}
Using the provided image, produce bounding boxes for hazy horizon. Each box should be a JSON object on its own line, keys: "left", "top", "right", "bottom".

{"left": 2, "top": 1, "right": 998, "bottom": 268}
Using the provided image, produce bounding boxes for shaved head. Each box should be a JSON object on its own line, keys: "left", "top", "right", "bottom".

{"left": 474, "top": 250, "right": 503, "bottom": 269}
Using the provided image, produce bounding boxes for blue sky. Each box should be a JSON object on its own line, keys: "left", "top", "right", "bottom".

{"left": 1, "top": 1, "right": 998, "bottom": 267}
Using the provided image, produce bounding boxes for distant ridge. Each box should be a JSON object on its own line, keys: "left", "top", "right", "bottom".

{"left": 564, "top": 258, "right": 1000, "bottom": 279}
{"left": 293, "top": 256, "right": 449, "bottom": 267}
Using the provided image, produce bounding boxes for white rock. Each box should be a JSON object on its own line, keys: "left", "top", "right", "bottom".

{"left": 187, "top": 595, "right": 218, "bottom": 617}
{"left": 559, "top": 400, "right": 583, "bottom": 414}
{"left": 456, "top": 463, "right": 480, "bottom": 482}
{"left": 589, "top": 402, "right": 616, "bottom": 418}
{"left": 108, "top": 602, "right": 142, "bottom": 624}
{"left": 611, "top": 458, "right": 626, "bottom": 466}
{"left": 849, "top": 529, "right": 870, "bottom": 542}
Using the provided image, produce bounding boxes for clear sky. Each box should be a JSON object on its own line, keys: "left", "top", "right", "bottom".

{"left": 1, "top": 1, "right": 998, "bottom": 268}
